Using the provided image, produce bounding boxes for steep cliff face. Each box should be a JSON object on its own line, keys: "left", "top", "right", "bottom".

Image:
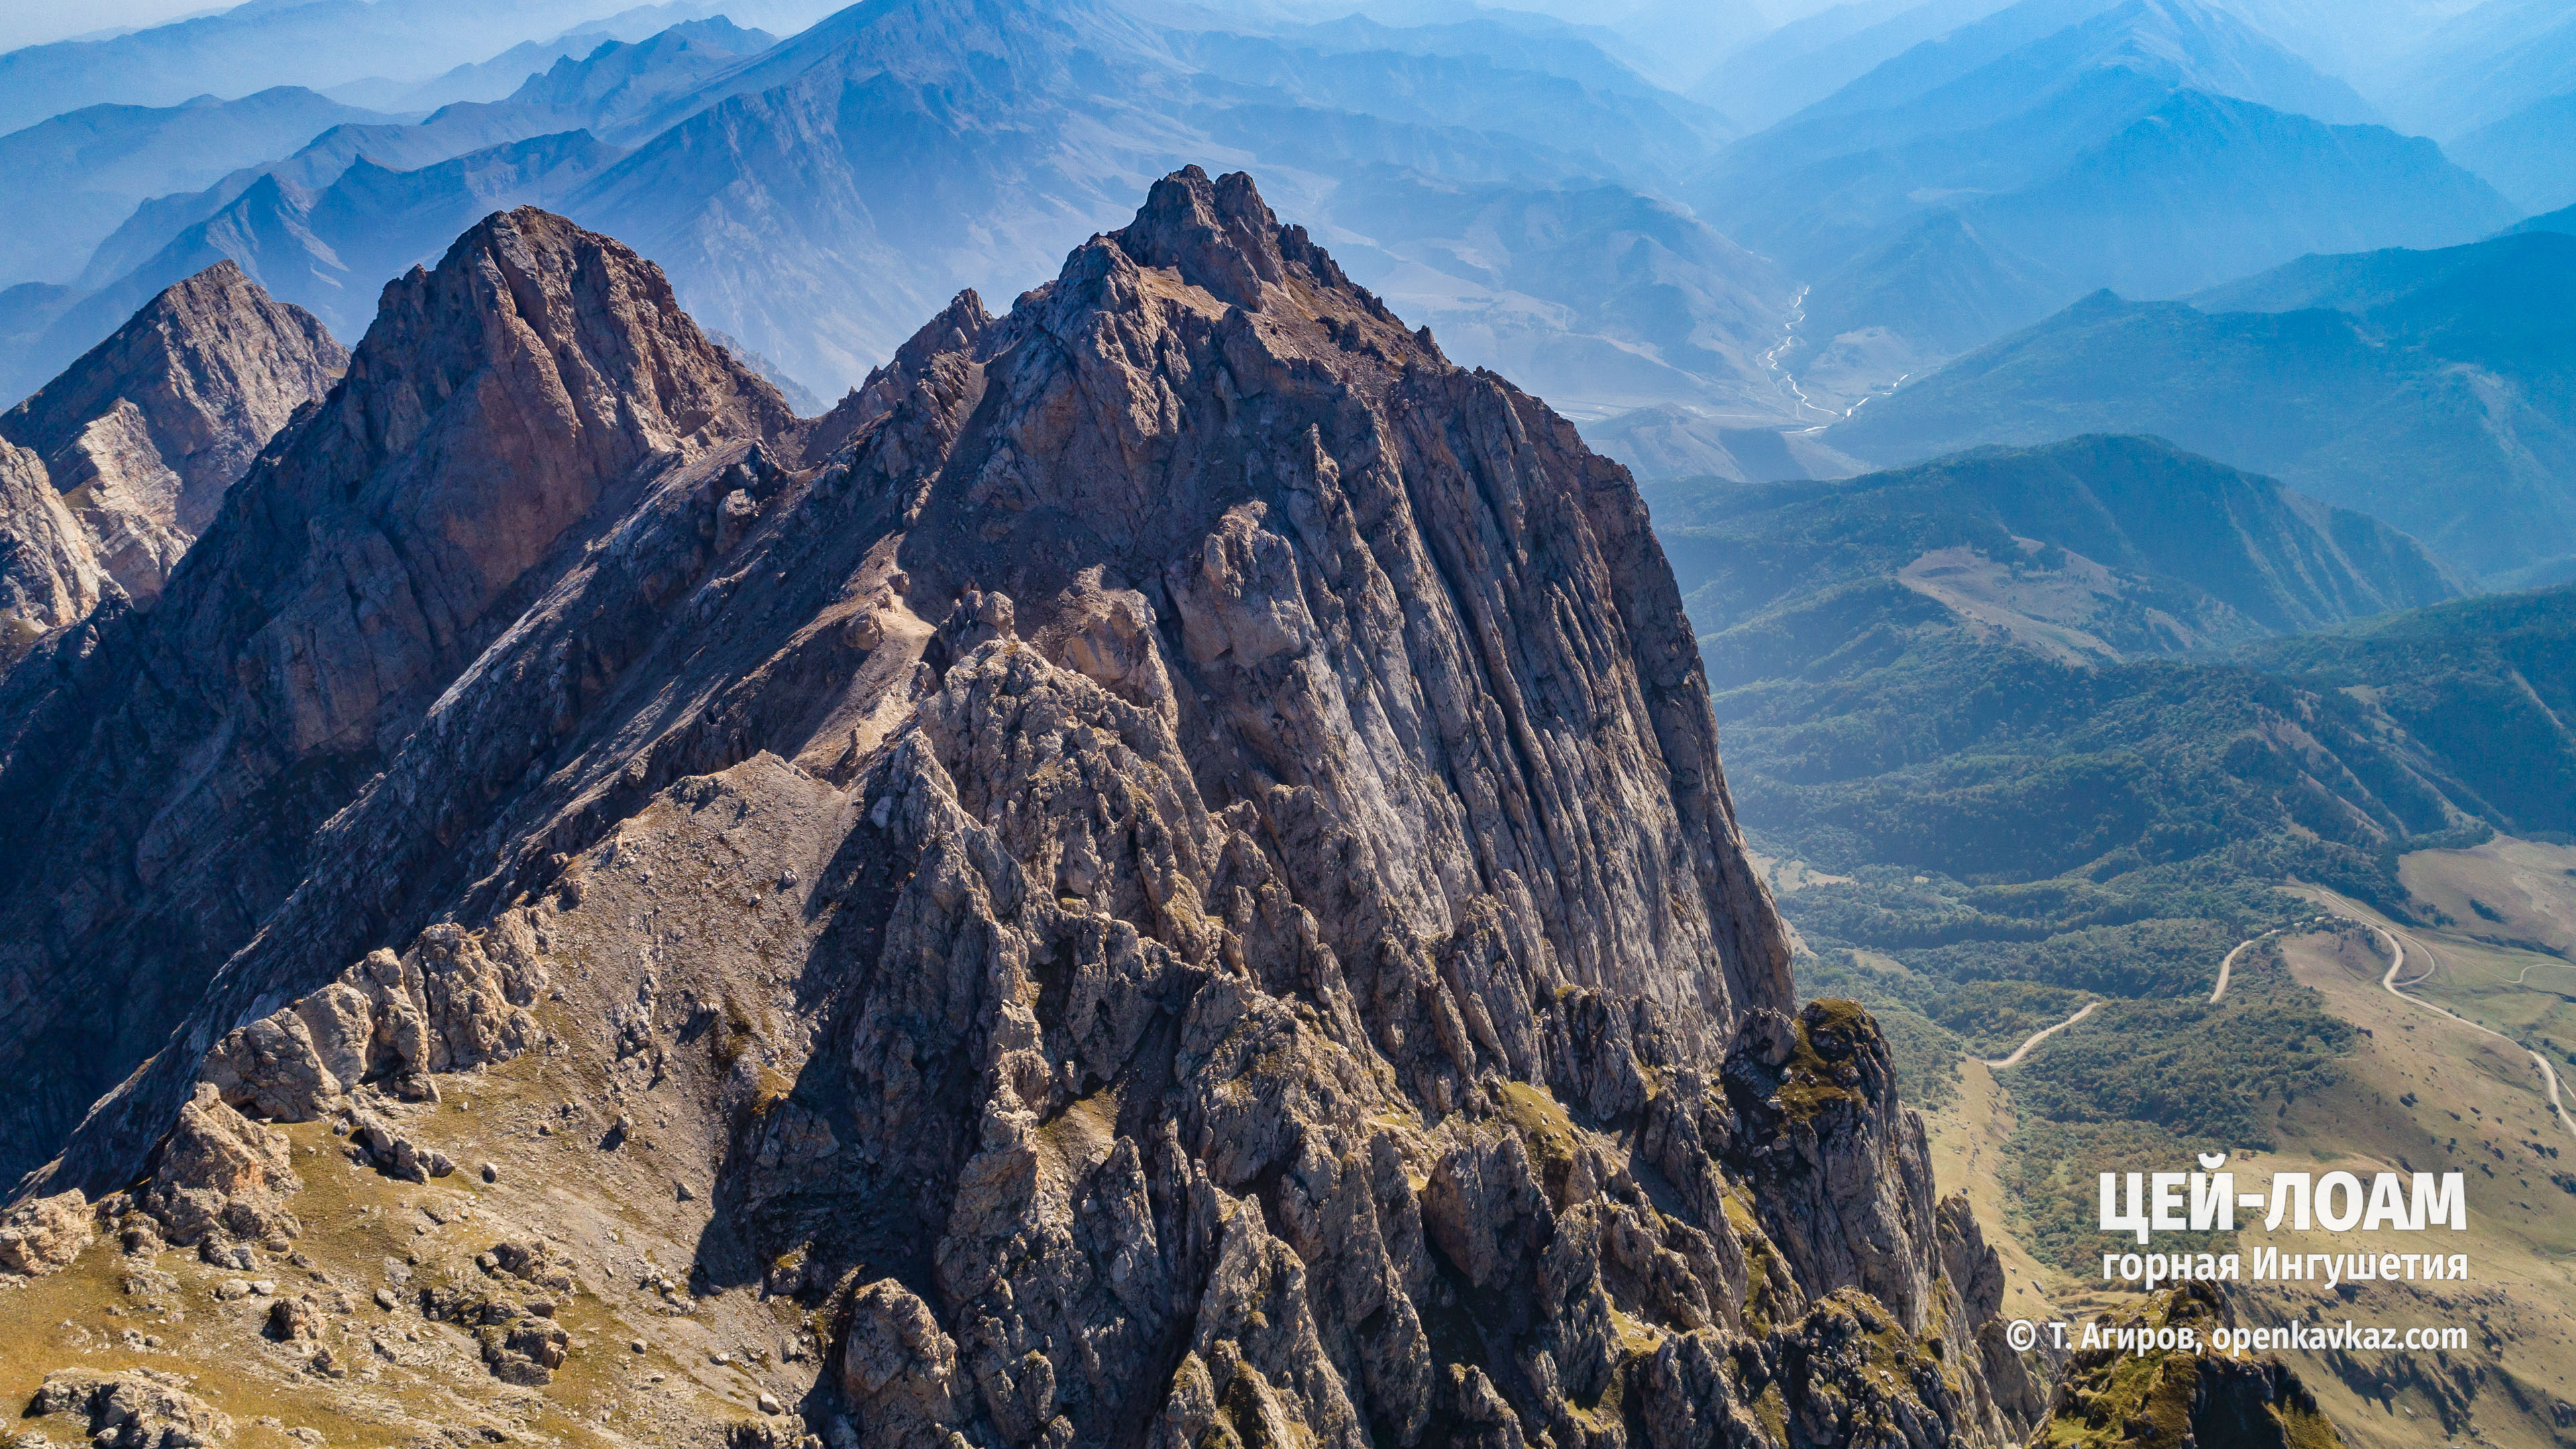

{"left": 0, "top": 437, "right": 107, "bottom": 667}
{"left": 0, "top": 260, "right": 346, "bottom": 608}
{"left": 0, "top": 176, "right": 2030, "bottom": 1449}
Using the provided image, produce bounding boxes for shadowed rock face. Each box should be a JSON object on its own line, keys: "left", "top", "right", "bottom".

{"left": 1, "top": 174, "right": 2034, "bottom": 1448}
{"left": 0, "top": 260, "right": 346, "bottom": 610}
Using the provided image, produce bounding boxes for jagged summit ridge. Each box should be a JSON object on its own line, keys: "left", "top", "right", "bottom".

{"left": 1, "top": 174, "right": 2022, "bottom": 1449}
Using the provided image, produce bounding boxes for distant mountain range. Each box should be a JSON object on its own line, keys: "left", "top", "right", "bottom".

{"left": 1693, "top": 0, "right": 2019, "bottom": 131}
{"left": 1645, "top": 435, "right": 2559, "bottom": 891}
{"left": 1693, "top": 0, "right": 2515, "bottom": 408}
{"left": 0, "top": 87, "right": 390, "bottom": 287}
{"left": 2450, "top": 89, "right": 2576, "bottom": 215}
{"left": 1656, "top": 434, "right": 2459, "bottom": 664}
{"left": 0, "top": 0, "right": 845, "bottom": 133}
{"left": 2372, "top": 0, "right": 2576, "bottom": 138}
{"left": 9, "top": 0, "right": 2563, "bottom": 482}
{"left": 1828, "top": 229, "right": 2576, "bottom": 579}
{"left": 2, "top": 0, "right": 1806, "bottom": 434}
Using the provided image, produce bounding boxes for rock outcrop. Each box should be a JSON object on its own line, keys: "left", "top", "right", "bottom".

{"left": 2037, "top": 1283, "right": 2340, "bottom": 1448}
{"left": 0, "top": 261, "right": 345, "bottom": 610}
{"left": 1, "top": 175, "right": 2025, "bottom": 1448}
{"left": 134, "top": 1085, "right": 303, "bottom": 1262}
{"left": 0, "top": 1187, "right": 94, "bottom": 1276}
{"left": 23, "top": 1369, "right": 232, "bottom": 1449}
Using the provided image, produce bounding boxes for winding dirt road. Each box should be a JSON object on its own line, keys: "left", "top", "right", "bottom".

{"left": 2368, "top": 923, "right": 2575, "bottom": 1144}
{"left": 1980, "top": 1001, "right": 2100, "bottom": 1069}
{"left": 2210, "top": 936, "right": 2259, "bottom": 1002}
{"left": 1968, "top": 909, "right": 2573, "bottom": 1138}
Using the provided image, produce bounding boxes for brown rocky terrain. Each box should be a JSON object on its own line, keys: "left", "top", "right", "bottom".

{"left": 0, "top": 260, "right": 345, "bottom": 664}
{"left": 0, "top": 172, "right": 2076, "bottom": 1446}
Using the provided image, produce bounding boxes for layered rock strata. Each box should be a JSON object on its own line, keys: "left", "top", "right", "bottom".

{"left": 2, "top": 174, "right": 2040, "bottom": 1448}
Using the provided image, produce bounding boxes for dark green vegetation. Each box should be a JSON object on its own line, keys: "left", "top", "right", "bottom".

{"left": 2235, "top": 588, "right": 2576, "bottom": 839}
{"left": 1830, "top": 231, "right": 2576, "bottom": 580}
{"left": 1662, "top": 436, "right": 2572, "bottom": 1270}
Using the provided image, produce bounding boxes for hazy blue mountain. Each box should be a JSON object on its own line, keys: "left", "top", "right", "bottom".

{"left": 1655, "top": 435, "right": 2461, "bottom": 651}
{"left": 1582, "top": 405, "right": 1867, "bottom": 482}
{"left": 0, "top": 88, "right": 391, "bottom": 287}
{"left": 2449, "top": 91, "right": 2576, "bottom": 214}
{"left": 1691, "top": 0, "right": 2514, "bottom": 417}
{"left": 1692, "top": 0, "right": 2018, "bottom": 130}
{"left": 1568, "top": 0, "right": 1779, "bottom": 91}
{"left": 551, "top": 0, "right": 1204, "bottom": 391}
{"left": 354, "top": 4, "right": 769, "bottom": 110}
{"left": 540, "top": 0, "right": 1771, "bottom": 401}
{"left": 1735, "top": 88, "right": 2509, "bottom": 415}
{"left": 75, "top": 17, "right": 776, "bottom": 299}
{"left": 3, "top": 133, "right": 624, "bottom": 402}
{"left": 2160, "top": 0, "right": 2458, "bottom": 91}
{"left": 1829, "top": 231, "right": 2576, "bottom": 576}
{"left": 1733, "top": 0, "right": 2376, "bottom": 183}
{"left": 2190, "top": 225, "right": 2576, "bottom": 333}
{"left": 1891, "top": 0, "right": 2377, "bottom": 127}
{"left": 19, "top": 0, "right": 1783, "bottom": 419}
{"left": 1708, "top": 62, "right": 2184, "bottom": 277}
{"left": 1796, "top": 209, "right": 2074, "bottom": 370}
{"left": 1167, "top": 30, "right": 1729, "bottom": 182}
{"left": 1307, "top": 174, "right": 1800, "bottom": 420}
{"left": 1963, "top": 91, "right": 2509, "bottom": 298}
{"left": 1382, "top": 0, "right": 1780, "bottom": 91}
{"left": 1700, "top": 0, "right": 2396, "bottom": 277}
{"left": 1784, "top": 0, "right": 2123, "bottom": 122}
{"left": 2508, "top": 201, "right": 2576, "bottom": 237}
{"left": 0, "top": 0, "right": 669, "bottom": 133}
{"left": 79, "top": 113, "right": 586, "bottom": 294}
{"left": 403, "top": 18, "right": 780, "bottom": 146}
{"left": 1281, "top": 13, "right": 1706, "bottom": 105}
{"left": 2377, "top": 0, "right": 2576, "bottom": 138}
{"left": 386, "top": 16, "right": 775, "bottom": 123}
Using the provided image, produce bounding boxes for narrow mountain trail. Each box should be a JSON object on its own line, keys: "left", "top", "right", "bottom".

{"left": 1980, "top": 1000, "right": 2100, "bottom": 1068}
{"left": 2512, "top": 959, "right": 2574, "bottom": 986}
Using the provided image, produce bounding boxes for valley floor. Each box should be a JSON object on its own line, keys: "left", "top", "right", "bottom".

{"left": 1909, "top": 837, "right": 2576, "bottom": 1449}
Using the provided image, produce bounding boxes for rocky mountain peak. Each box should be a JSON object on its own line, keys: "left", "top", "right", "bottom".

{"left": 0, "top": 206, "right": 800, "bottom": 1190}
{"left": 0, "top": 175, "right": 2021, "bottom": 1449}
{"left": 1109, "top": 164, "right": 1297, "bottom": 312}
{"left": 0, "top": 258, "right": 343, "bottom": 613}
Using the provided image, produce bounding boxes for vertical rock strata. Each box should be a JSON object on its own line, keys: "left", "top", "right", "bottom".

{"left": 0, "top": 175, "right": 2033, "bottom": 1447}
